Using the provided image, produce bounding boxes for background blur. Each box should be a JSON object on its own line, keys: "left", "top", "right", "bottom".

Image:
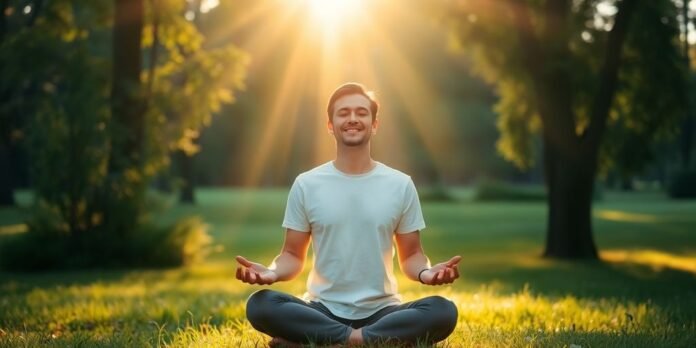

{"left": 1, "top": 1, "right": 696, "bottom": 346}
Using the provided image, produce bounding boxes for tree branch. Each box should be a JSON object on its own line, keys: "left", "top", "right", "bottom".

{"left": 585, "top": 0, "right": 638, "bottom": 148}
{"left": 509, "top": 0, "right": 544, "bottom": 85}
{"left": 510, "top": 0, "right": 577, "bottom": 153}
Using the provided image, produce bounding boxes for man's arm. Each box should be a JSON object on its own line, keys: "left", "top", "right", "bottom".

{"left": 394, "top": 231, "right": 431, "bottom": 281}
{"left": 395, "top": 231, "right": 460, "bottom": 285}
{"left": 236, "top": 229, "right": 311, "bottom": 285}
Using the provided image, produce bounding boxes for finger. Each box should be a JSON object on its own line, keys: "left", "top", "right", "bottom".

{"left": 236, "top": 255, "right": 254, "bottom": 267}
{"left": 437, "top": 270, "right": 445, "bottom": 283}
{"left": 441, "top": 270, "right": 452, "bottom": 284}
{"left": 243, "top": 268, "right": 252, "bottom": 282}
{"left": 452, "top": 266, "right": 460, "bottom": 279}
{"left": 448, "top": 268, "right": 455, "bottom": 280}
{"left": 236, "top": 266, "right": 243, "bottom": 280}
{"left": 248, "top": 271, "right": 258, "bottom": 284}
{"left": 446, "top": 256, "right": 462, "bottom": 267}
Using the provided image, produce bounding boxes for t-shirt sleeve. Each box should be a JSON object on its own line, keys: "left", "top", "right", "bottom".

{"left": 395, "top": 178, "right": 426, "bottom": 234}
{"left": 282, "top": 178, "right": 311, "bottom": 232}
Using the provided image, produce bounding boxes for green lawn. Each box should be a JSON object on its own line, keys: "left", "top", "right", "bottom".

{"left": 1, "top": 188, "right": 695, "bottom": 347}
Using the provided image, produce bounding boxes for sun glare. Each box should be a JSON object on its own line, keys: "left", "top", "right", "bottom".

{"left": 224, "top": 0, "right": 454, "bottom": 184}
{"left": 305, "top": 0, "right": 365, "bottom": 31}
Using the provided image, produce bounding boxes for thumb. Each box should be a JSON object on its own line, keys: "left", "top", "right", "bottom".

{"left": 236, "top": 255, "right": 253, "bottom": 267}
{"left": 446, "top": 256, "right": 462, "bottom": 267}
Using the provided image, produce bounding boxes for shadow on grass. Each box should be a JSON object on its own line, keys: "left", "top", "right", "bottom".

{"left": 462, "top": 256, "right": 696, "bottom": 317}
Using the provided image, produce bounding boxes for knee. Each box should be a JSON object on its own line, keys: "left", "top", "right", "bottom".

{"left": 424, "top": 296, "right": 458, "bottom": 330}
{"left": 246, "top": 289, "right": 278, "bottom": 326}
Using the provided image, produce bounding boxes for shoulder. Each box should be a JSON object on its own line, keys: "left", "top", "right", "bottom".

{"left": 295, "top": 162, "right": 334, "bottom": 184}
{"left": 375, "top": 162, "right": 413, "bottom": 183}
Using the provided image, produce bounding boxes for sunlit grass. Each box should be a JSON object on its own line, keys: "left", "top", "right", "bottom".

{"left": 602, "top": 249, "right": 696, "bottom": 274}
{"left": 1, "top": 188, "right": 695, "bottom": 347}
{"left": 0, "top": 273, "right": 692, "bottom": 347}
{"left": 0, "top": 225, "right": 26, "bottom": 236}
{"left": 596, "top": 210, "right": 659, "bottom": 223}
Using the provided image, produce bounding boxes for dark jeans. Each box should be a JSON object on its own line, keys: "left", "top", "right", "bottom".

{"left": 246, "top": 289, "right": 458, "bottom": 345}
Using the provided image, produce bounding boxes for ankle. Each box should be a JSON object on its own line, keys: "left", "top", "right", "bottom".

{"left": 347, "top": 328, "right": 363, "bottom": 345}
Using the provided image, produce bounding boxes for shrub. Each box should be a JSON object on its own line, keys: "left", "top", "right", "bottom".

{"left": 0, "top": 216, "right": 212, "bottom": 271}
{"left": 475, "top": 180, "right": 604, "bottom": 202}
{"left": 149, "top": 217, "right": 213, "bottom": 267}
{"left": 419, "top": 184, "right": 456, "bottom": 202}
{"left": 667, "top": 170, "right": 696, "bottom": 199}
{"left": 474, "top": 180, "right": 546, "bottom": 202}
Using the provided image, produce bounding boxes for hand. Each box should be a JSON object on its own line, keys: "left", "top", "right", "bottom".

{"left": 235, "top": 255, "right": 279, "bottom": 285}
{"left": 419, "top": 256, "right": 461, "bottom": 286}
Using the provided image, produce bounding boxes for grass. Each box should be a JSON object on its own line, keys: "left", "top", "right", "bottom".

{"left": 0, "top": 188, "right": 695, "bottom": 347}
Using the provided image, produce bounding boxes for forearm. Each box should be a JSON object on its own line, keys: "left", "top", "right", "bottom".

{"left": 400, "top": 251, "right": 431, "bottom": 282}
{"left": 268, "top": 251, "right": 304, "bottom": 281}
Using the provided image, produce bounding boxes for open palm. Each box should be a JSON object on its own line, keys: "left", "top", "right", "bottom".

{"left": 235, "top": 255, "right": 278, "bottom": 285}
{"left": 420, "top": 256, "right": 461, "bottom": 285}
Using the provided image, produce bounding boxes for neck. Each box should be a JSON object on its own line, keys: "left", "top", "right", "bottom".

{"left": 334, "top": 143, "right": 375, "bottom": 175}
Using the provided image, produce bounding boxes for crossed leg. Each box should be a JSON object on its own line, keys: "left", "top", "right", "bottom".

{"left": 246, "top": 289, "right": 458, "bottom": 346}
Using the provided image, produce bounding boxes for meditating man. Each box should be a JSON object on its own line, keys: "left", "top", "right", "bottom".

{"left": 235, "top": 82, "right": 460, "bottom": 346}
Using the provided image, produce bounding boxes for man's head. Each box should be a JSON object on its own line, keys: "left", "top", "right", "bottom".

{"left": 326, "top": 83, "right": 379, "bottom": 147}
{"left": 326, "top": 83, "right": 379, "bottom": 121}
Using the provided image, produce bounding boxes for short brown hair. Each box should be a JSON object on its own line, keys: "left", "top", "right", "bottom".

{"left": 326, "top": 82, "right": 379, "bottom": 121}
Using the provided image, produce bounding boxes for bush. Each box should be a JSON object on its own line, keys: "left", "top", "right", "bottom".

{"left": 419, "top": 184, "right": 456, "bottom": 202}
{"left": 474, "top": 180, "right": 547, "bottom": 202}
{"left": 475, "top": 180, "right": 604, "bottom": 202}
{"left": 667, "top": 170, "right": 696, "bottom": 199}
{"left": 0, "top": 216, "right": 212, "bottom": 271}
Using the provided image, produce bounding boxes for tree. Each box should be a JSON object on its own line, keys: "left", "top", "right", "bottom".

{"left": 143, "top": 0, "right": 248, "bottom": 203}
{"left": 0, "top": 0, "right": 246, "bottom": 269}
{"left": 0, "top": 0, "right": 48, "bottom": 206}
{"left": 680, "top": 0, "right": 694, "bottom": 169}
{"left": 445, "top": 0, "right": 686, "bottom": 258}
{"left": 104, "top": 0, "right": 146, "bottom": 235}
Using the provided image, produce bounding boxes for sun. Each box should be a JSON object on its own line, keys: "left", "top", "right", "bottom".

{"left": 305, "top": 0, "right": 365, "bottom": 32}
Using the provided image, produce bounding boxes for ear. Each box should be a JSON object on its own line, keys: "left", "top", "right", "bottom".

{"left": 371, "top": 118, "right": 379, "bottom": 135}
{"left": 327, "top": 120, "right": 334, "bottom": 134}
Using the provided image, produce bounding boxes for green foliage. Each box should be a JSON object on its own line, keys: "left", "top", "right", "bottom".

{"left": 0, "top": 214, "right": 211, "bottom": 271}
{"left": 143, "top": 0, "right": 249, "bottom": 162}
{"left": 599, "top": 1, "right": 686, "bottom": 177}
{"left": 153, "top": 217, "right": 212, "bottom": 267}
{"left": 667, "top": 170, "right": 696, "bottom": 198}
{"left": 444, "top": 0, "right": 687, "bottom": 175}
{"left": 419, "top": 184, "right": 456, "bottom": 202}
{"left": 474, "top": 180, "right": 604, "bottom": 202}
{"left": 494, "top": 81, "right": 540, "bottom": 170}
{"left": 0, "top": 1, "right": 247, "bottom": 269}
{"left": 474, "top": 180, "right": 546, "bottom": 202}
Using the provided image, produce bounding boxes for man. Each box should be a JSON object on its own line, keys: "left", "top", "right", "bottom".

{"left": 236, "top": 82, "right": 460, "bottom": 346}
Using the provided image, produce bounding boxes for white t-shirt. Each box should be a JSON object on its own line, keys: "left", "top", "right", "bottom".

{"left": 282, "top": 161, "right": 426, "bottom": 319}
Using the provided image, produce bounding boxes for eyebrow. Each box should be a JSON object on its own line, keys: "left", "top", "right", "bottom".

{"left": 337, "top": 106, "right": 369, "bottom": 112}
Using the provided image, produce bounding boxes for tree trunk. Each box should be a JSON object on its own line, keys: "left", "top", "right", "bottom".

{"left": 110, "top": 0, "right": 144, "bottom": 169}
{"left": 534, "top": 0, "right": 636, "bottom": 260}
{"left": 105, "top": 0, "right": 145, "bottom": 234}
{"left": 176, "top": 150, "right": 195, "bottom": 204}
{"left": 0, "top": 141, "right": 14, "bottom": 206}
{"left": 542, "top": 133, "right": 598, "bottom": 259}
{"left": 680, "top": 0, "right": 693, "bottom": 169}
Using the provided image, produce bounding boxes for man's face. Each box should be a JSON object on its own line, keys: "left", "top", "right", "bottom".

{"left": 328, "top": 94, "right": 378, "bottom": 147}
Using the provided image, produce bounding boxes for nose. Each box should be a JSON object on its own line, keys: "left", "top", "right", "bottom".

{"left": 348, "top": 111, "right": 358, "bottom": 122}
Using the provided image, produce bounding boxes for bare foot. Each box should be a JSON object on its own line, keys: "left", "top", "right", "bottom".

{"left": 346, "top": 328, "right": 364, "bottom": 345}
{"left": 269, "top": 337, "right": 303, "bottom": 348}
